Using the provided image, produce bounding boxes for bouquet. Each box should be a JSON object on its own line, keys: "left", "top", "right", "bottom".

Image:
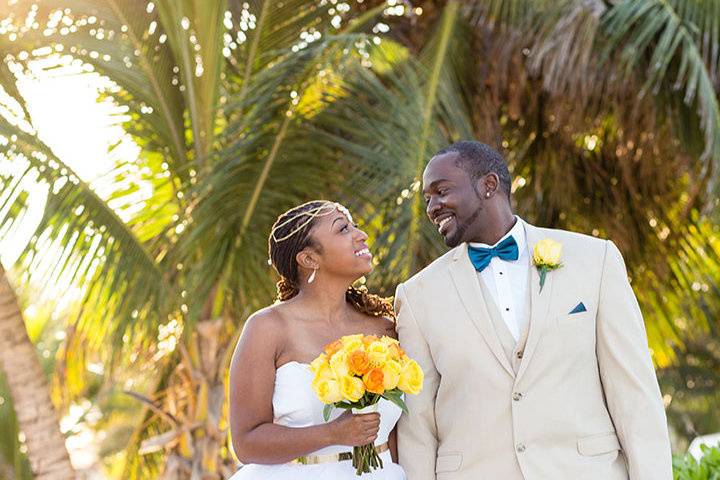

{"left": 309, "top": 334, "right": 424, "bottom": 475}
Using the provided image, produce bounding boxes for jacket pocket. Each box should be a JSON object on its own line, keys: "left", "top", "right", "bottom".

{"left": 577, "top": 432, "right": 621, "bottom": 456}
{"left": 556, "top": 310, "right": 594, "bottom": 328}
{"left": 435, "top": 452, "right": 463, "bottom": 473}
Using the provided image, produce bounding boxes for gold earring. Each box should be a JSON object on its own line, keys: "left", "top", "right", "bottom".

{"left": 486, "top": 192, "right": 491, "bottom": 198}
{"left": 308, "top": 268, "right": 317, "bottom": 284}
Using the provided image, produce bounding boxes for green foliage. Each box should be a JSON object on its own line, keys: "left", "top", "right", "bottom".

{"left": 673, "top": 445, "right": 720, "bottom": 479}
{"left": 0, "top": 0, "right": 720, "bottom": 476}
{"left": 0, "top": 372, "right": 35, "bottom": 480}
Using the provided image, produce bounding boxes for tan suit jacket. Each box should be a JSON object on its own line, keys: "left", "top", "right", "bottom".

{"left": 395, "top": 220, "right": 672, "bottom": 479}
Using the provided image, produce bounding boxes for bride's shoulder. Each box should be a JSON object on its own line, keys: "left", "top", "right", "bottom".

{"left": 363, "top": 314, "right": 398, "bottom": 339}
{"left": 241, "top": 304, "right": 290, "bottom": 340}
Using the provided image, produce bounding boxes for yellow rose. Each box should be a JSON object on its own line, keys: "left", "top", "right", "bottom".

{"left": 314, "top": 378, "right": 343, "bottom": 404}
{"left": 311, "top": 362, "right": 335, "bottom": 387}
{"left": 310, "top": 354, "right": 329, "bottom": 376}
{"left": 381, "top": 359, "right": 402, "bottom": 390}
{"left": 324, "top": 340, "right": 343, "bottom": 356}
{"left": 341, "top": 334, "right": 364, "bottom": 345}
{"left": 340, "top": 375, "right": 366, "bottom": 402}
{"left": 381, "top": 335, "right": 399, "bottom": 344}
{"left": 367, "top": 341, "right": 389, "bottom": 367}
{"left": 397, "top": 359, "right": 424, "bottom": 395}
{"left": 533, "top": 238, "right": 562, "bottom": 266}
{"left": 387, "top": 343, "right": 405, "bottom": 361}
{"left": 329, "top": 350, "right": 351, "bottom": 378}
{"left": 362, "top": 335, "right": 380, "bottom": 347}
{"left": 341, "top": 338, "right": 364, "bottom": 356}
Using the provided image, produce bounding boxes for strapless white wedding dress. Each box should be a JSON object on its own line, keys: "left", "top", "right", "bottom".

{"left": 229, "top": 361, "right": 406, "bottom": 479}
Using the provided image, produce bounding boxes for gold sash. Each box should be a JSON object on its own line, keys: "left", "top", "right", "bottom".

{"left": 293, "top": 442, "right": 389, "bottom": 465}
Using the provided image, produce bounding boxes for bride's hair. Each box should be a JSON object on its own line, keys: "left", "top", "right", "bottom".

{"left": 268, "top": 200, "right": 394, "bottom": 319}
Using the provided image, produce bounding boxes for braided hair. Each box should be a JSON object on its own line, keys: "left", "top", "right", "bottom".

{"left": 268, "top": 200, "right": 394, "bottom": 319}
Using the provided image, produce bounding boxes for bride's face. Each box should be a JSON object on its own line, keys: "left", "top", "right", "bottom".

{"left": 306, "top": 207, "right": 374, "bottom": 280}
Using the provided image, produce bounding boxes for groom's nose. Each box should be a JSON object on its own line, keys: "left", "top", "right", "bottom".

{"left": 426, "top": 196, "right": 441, "bottom": 218}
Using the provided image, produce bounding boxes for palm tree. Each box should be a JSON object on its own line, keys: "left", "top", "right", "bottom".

{"left": 305, "top": 0, "right": 720, "bottom": 364}
{"left": 0, "top": 0, "right": 719, "bottom": 475}
{"left": 0, "top": 265, "right": 75, "bottom": 480}
{"left": 0, "top": 0, "right": 392, "bottom": 477}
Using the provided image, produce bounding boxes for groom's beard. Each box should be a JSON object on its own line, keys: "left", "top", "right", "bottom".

{"left": 447, "top": 204, "right": 483, "bottom": 247}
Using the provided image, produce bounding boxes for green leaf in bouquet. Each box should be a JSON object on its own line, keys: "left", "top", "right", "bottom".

{"left": 323, "top": 404, "right": 334, "bottom": 422}
{"left": 382, "top": 389, "right": 409, "bottom": 414}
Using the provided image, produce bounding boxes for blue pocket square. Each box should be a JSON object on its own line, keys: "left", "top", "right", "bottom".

{"left": 569, "top": 302, "right": 587, "bottom": 314}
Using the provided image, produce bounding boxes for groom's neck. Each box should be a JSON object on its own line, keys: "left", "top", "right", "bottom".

{"left": 467, "top": 207, "right": 516, "bottom": 245}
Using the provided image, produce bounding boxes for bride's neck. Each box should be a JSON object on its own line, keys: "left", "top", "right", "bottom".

{"left": 294, "top": 276, "right": 352, "bottom": 324}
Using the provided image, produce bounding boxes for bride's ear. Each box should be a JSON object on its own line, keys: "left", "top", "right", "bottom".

{"left": 296, "top": 249, "right": 319, "bottom": 271}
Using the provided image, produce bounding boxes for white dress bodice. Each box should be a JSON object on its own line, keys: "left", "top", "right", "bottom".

{"left": 229, "top": 361, "right": 406, "bottom": 479}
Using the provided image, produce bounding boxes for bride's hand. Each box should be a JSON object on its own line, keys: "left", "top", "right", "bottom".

{"left": 328, "top": 410, "right": 381, "bottom": 446}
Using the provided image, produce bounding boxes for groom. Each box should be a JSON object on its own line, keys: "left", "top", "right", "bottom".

{"left": 394, "top": 141, "right": 672, "bottom": 479}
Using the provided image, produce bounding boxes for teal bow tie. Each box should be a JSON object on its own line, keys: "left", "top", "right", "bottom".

{"left": 468, "top": 235, "right": 519, "bottom": 272}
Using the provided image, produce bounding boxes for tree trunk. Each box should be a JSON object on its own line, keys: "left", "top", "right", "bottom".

{"left": 0, "top": 264, "right": 75, "bottom": 480}
{"left": 135, "top": 317, "right": 239, "bottom": 479}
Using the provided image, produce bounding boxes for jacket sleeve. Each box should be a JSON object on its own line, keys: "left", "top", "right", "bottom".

{"left": 596, "top": 240, "right": 672, "bottom": 479}
{"left": 395, "top": 282, "right": 440, "bottom": 480}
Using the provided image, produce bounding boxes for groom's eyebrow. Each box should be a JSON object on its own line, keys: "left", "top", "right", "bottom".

{"left": 423, "top": 179, "right": 449, "bottom": 193}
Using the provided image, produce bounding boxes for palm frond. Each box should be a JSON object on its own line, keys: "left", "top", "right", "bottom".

{"left": 226, "top": 0, "right": 334, "bottom": 107}
{"left": 0, "top": 371, "right": 33, "bottom": 480}
{"left": 5, "top": 0, "right": 190, "bottom": 179}
{"left": 152, "top": 0, "right": 227, "bottom": 165}
{"left": 180, "top": 35, "right": 367, "bottom": 319}
{"left": 0, "top": 114, "right": 169, "bottom": 361}
{"left": 602, "top": 0, "right": 720, "bottom": 195}
{"left": 303, "top": 2, "right": 473, "bottom": 290}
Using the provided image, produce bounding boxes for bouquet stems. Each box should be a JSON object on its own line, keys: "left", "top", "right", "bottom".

{"left": 353, "top": 443, "right": 383, "bottom": 475}
{"left": 351, "top": 402, "right": 383, "bottom": 475}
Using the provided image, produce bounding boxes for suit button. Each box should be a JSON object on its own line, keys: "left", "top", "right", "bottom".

{"left": 516, "top": 351, "right": 523, "bottom": 359}
{"left": 512, "top": 392, "right": 523, "bottom": 401}
{"left": 516, "top": 443, "right": 526, "bottom": 453}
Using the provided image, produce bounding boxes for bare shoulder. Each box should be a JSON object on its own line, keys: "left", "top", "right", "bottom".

{"left": 240, "top": 304, "right": 286, "bottom": 340}
{"left": 365, "top": 315, "right": 398, "bottom": 339}
{"left": 232, "top": 304, "right": 287, "bottom": 368}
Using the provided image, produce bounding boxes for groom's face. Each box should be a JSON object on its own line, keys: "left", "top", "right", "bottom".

{"left": 422, "top": 153, "right": 485, "bottom": 247}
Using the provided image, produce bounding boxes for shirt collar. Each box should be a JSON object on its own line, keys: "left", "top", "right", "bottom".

{"left": 468, "top": 215, "right": 526, "bottom": 255}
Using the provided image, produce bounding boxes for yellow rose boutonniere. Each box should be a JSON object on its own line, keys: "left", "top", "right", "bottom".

{"left": 532, "top": 238, "right": 563, "bottom": 292}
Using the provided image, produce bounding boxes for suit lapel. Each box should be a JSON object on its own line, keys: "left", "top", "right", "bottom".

{"left": 516, "top": 221, "right": 555, "bottom": 381}
{"left": 448, "top": 244, "right": 515, "bottom": 378}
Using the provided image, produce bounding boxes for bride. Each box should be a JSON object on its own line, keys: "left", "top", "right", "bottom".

{"left": 228, "top": 200, "right": 406, "bottom": 479}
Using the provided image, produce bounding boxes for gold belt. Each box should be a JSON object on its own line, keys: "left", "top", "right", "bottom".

{"left": 293, "top": 442, "right": 389, "bottom": 465}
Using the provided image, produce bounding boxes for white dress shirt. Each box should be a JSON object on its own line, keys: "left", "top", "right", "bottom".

{"left": 469, "top": 216, "right": 530, "bottom": 341}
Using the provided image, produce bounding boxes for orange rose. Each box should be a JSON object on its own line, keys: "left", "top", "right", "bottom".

{"left": 362, "top": 335, "right": 380, "bottom": 347}
{"left": 363, "top": 368, "right": 385, "bottom": 394}
{"left": 388, "top": 343, "right": 404, "bottom": 360}
{"left": 324, "top": 339, "right": 343, "bottom": 356}
{"left": 348, "top": 350, "right": 371, "bottom": 376}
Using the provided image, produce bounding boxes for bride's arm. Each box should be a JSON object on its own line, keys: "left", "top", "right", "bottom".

{"left": 229, "top": 309, "right": 379, "bottom": 465}
{"left": 389, "top": 428, "right": 398, "bottom": 463}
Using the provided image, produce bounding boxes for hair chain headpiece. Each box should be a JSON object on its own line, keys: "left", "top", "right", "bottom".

{"left": 269, "top": 202, "right": 353, "bottom": 244}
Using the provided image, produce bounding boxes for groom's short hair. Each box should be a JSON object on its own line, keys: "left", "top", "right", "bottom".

{"left": 435, "top": 141, "right": 512, "bottom": 199}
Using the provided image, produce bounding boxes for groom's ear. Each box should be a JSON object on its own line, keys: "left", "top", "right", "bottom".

{"left": 481, "top": 172, "right": 500, "bottom": 197}
{"left": 296, "top": 249, "right": 319, "bottom": 270}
